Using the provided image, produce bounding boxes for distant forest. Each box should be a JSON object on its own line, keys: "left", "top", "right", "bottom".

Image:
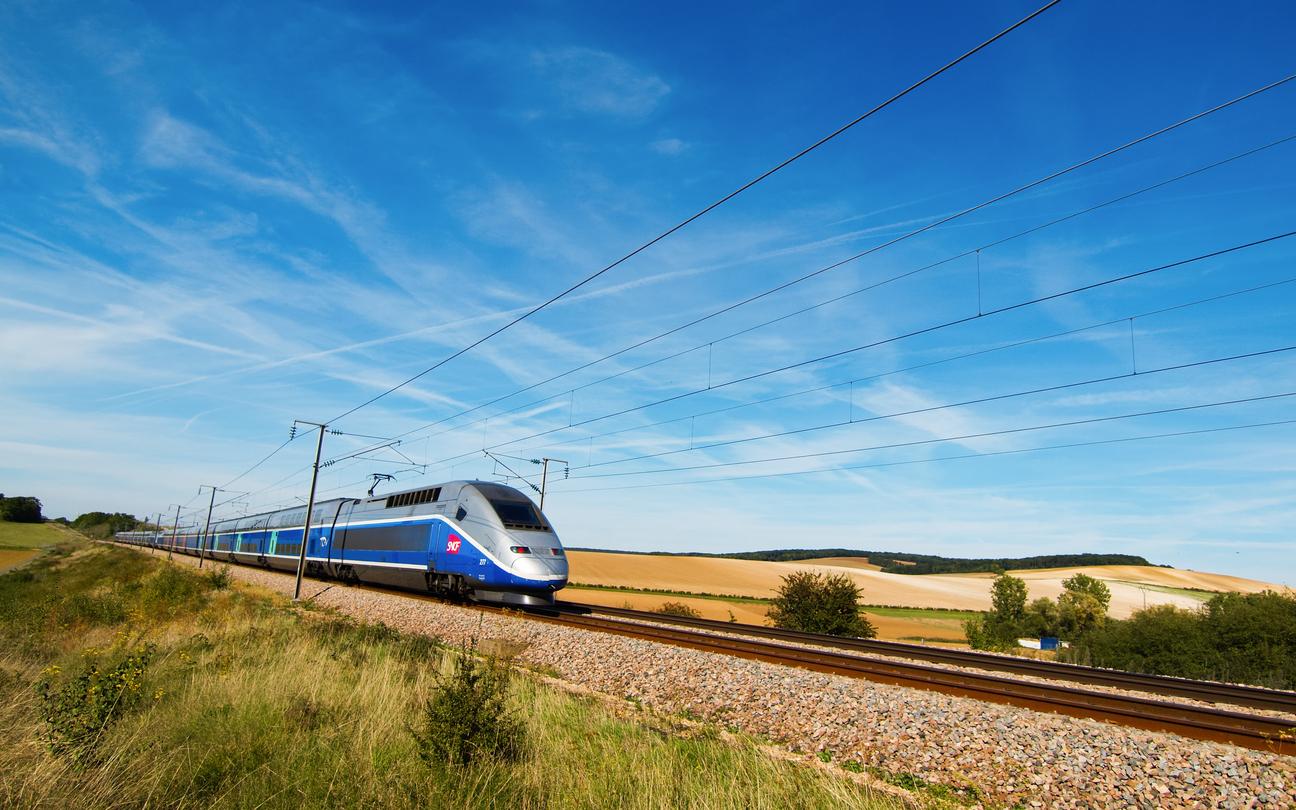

{"left": 569, "top": 547, "right": 1157, "bottom": 575}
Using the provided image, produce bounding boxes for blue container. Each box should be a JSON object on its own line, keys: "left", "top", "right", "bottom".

{"left": 1039, "top": 636, "right": 1059, "bottom": 651}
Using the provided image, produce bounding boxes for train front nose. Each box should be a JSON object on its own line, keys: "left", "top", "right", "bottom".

{"left": 511, "top": 549, "right": 568, "bottom": 583}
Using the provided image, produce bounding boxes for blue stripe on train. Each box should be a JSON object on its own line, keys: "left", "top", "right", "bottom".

{"left": 203, "top": 517, "right": 563, "bottom": 592}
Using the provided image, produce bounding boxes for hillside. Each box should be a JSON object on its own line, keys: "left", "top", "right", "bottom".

{"left": 565, "top": 550, "right": 1285, "bottom": 620}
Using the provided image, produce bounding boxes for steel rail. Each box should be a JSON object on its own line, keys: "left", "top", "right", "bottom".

{"left": 105, "top": 540, "right": 1294, "bottom": 754}
{"left": 526, "top": 608, "right": 1293, "bottom": 755}
{"left": 562, "top": 601, "right": 1296, "bottom": 714}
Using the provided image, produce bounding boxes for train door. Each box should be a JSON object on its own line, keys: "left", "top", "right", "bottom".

{"left": 327, "top": 500, "right": 356, "bottom": 575}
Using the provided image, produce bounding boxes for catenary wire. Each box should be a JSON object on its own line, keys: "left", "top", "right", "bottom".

{"left": 560, "top": 344, "right": 1296, "bottom": 472}
{"left": 563, "top": 390, "right": 1296, "bottom": 480}
{"left": 552, "top": 418, "right": 1296, "bottom": 493}
{"left": 325, "top": 1, "right": 1064, "bottom": 425}
{"left": 503, "top": 274, "right": 1296, "bottom": 459}
{"left": 403, "top": 132, "right": 1296, "bottom": 452}
{"left": 413, "top": 229, "right": 1296, "bottom": 468}
{"left": 370, "top": 75, "right": 1295, "bottom": 448}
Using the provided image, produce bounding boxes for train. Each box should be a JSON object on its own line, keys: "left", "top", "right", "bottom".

{"left": 115, "top": 480, "right": 568, "bottom": 605}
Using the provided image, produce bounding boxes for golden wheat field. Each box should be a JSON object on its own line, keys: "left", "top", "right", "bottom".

{"left": 565, "top": 551, "right": 1287, "bottom": 620}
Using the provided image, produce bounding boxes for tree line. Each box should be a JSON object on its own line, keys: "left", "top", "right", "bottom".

{"left": 0, "top": 494, "right": 43, "bottom": 523}
{"left": 572, "top": 546, "right": 1155, "bottom": 575}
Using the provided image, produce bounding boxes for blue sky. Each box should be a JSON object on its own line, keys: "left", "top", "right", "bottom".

{"left": 2, "top": 0, "right": 1294, "bottom": 582}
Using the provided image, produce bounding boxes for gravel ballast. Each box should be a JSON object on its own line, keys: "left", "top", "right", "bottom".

{"left": 148, "top": 550, "right": 1295, "bottom": 809}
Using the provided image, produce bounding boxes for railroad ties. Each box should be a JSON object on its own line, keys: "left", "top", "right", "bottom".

{"left": 537, "top": 602, "right": 1295, "bottom": 756}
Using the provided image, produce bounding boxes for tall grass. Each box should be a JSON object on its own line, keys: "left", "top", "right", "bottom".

{"left": 0, "top": 540, "right": 899, "bottom": 809}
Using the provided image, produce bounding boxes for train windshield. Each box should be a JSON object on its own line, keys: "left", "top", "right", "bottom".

{"left": 489, "top": 499, "right": 548, "bottom": 531}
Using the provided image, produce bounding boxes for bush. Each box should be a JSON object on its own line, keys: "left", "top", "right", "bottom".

{"left": 206, "top": 567, "right": 232, "bottom": 591}
{"left": 654, "top": 601, "right": 701, "bottom": 618}
{"left": 38, "top": 646, "right": 155, "bottom": 761}
{"left": 409, "top": 642, "right": 524, "bottom": 767}
{"left": 767, "top": 571, "right": 876, "bottom": 638}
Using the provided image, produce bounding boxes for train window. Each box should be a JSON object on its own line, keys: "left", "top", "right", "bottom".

{"left": 343, "top": 525, "right": 429, "bottom": 552}
{"left": 489, "top": 500, "right": 547, "bottom": 531}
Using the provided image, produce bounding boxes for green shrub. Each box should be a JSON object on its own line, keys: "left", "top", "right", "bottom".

{"left": 58, "top": 592, "right": 127, "bottom": 628}
{"left": 409, "top": 643, "right": 525, "bottom": 767}
{"left": 37, "top": 645, "right": 155, "bottom": 761}
{"left": 205, "top": 566, "right": 232, "bottom": 591}
{"left": 654, "top": 601, "right": 702, "bottom": 619}
{"left": 767, "top": 571, "right": 877, "bottom": 638}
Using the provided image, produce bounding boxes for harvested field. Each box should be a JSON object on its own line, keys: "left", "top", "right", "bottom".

{"left": 567, "top": 551, "right": 1287, "bottom": 620}
{"left": 567, "top": 587, "right": 969, "bottom": 644}
{"left": 0, "top": 549, "right": 38, "bottom": 572}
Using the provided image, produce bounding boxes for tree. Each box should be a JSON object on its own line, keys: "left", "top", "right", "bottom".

{"left": 1021, "top": 597, "right": 1061, "bottom": 638}
{"left": 990, "top": 573, "right": 1028, "bottom": 624}
{"left": 1059, "top": 590, "right": 1106, "bottom": 638}
{"left": 767, "top": 571, "right": 876, "bottom": 638}
{"left": 966, "top": 573, "right": 1031, "bottom": 651}
{"left": 0, "top": 494, "right": 43, "bottom": 523}
{"left": 1061, "top": 573, "right": 1112, "bottom": 612}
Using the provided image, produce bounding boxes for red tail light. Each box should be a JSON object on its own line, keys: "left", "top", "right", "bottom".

{"left": 509, "top": 545, "right": 531, "bottom": 554}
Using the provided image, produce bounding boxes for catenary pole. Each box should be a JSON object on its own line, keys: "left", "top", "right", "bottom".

{"left": 292, "top": 421, "right": 328, "bottom": 602}
{"left": 168, "top": 504, "right": 181, "bottom": 561}
{"left": 197, "top": 485, "right": 217, "bottom": 569}
{"left": 538, "top": 458, "right": 567, "bottom": 511}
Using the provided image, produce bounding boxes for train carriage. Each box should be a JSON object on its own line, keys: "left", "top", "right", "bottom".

{"left": 118, "top": 480, "right": 568, "bottom": 605}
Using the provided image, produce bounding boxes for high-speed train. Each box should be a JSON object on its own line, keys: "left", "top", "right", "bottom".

{"left": 116, "top": 480, "right": 568, "bottom": 605}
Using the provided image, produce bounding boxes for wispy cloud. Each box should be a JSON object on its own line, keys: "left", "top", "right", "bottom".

{"left": 530, "top": 46, "right": 669, "bottom": 119}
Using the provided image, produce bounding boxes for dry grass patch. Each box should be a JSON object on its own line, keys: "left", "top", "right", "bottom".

{"left": 0, "top": 538, "right": 903, "bottom": 810}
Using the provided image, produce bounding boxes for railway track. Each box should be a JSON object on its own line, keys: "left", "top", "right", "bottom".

{"left": 523, "top": 605, "right": 1294, "bottom": 755}
{"left": 114, "top": 544, "right": 1295, "bottom": 755}
{"left": 561, "top": 601, "right": 1296, "bottom": 715}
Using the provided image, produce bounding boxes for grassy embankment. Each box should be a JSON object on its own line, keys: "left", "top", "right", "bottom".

{"left": 0, "top": 535, "right": 903, "bottom": 809}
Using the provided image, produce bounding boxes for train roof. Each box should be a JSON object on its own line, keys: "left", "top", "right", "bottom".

{"left": 207, "top": 480, "right": 533, "bottom": 530}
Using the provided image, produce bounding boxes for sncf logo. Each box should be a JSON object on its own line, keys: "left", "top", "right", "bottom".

{"left": 446, "top": 534, "right": 462, "bottom": 554}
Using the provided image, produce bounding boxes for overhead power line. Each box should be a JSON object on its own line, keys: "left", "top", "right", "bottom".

{"left": 565, "top": 343, "right": 1296, "bottom": 473}
{"left": 325, "top": 0, "right": 1064, "bottom": 425}
{"left": 553, "top": 418, "right": 1296, "bottom": 493}
{"left": 375, "top": 77, "right": 1295, "bottom": 450}
{"left": 403, "top": 132, "right": 1296, "bottom": 452}
{"left": 564, "top": 390, "right": 1296, "bottom": 480}
{"left": 416, "top": 229, "right": 1296, "bottom": 468}
{"left": 503, "top": 274, "right": 1296, "bottom": 459}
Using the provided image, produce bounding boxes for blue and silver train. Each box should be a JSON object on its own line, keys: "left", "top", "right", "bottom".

{"left": 116, "top": 480, "right": 568, "bottom": 605}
